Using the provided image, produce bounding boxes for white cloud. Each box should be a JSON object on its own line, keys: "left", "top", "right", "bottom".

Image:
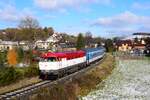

{"left": 92, "top": 11, "right": 150, "bottom": 27}
{"left": 91, "top": 11, "right": 150, "bottom": 34}
{"left": 0, "top": 4, "right": 35, "bottom": 23}
{"left": 0, "top": 5, "right": 19, "bottom": 22}
{"left": 33, "top": 0, "right": 111, "bottom": 11}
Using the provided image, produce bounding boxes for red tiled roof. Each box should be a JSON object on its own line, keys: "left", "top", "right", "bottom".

{"left": 115, "top": 40, "right": 132, "bottom": 46}
{"left": 134, "top": 43, "right": 145, "bottom": 46}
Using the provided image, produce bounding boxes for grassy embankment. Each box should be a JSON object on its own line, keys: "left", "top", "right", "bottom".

{"left": 29, "top": 54, "right": 115, "bottom": 100}
{"left": 0, "top": 65, "right": 40, "bottom": 94}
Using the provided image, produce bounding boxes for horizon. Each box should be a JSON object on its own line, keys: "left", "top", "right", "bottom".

{"left": 0, "top": 0, "right": 150, "bottom": 38}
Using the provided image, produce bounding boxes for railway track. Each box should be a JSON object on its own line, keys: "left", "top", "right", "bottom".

{"left": 0, "top": 55, "right": 106, "bottom": 100}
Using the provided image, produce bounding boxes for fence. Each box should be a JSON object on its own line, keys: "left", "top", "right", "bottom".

{"left": 113, "top": 52, "right": 146, "bottom": 60}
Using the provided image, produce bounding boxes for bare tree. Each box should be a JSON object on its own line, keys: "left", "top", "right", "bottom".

{"left": 19, "top": 16, "right": 39, "bottom": 29}
{"left": 18, "top": 16, "right": 40, "bottom": 43}
{"left": 85, "top": 31, "right": 93, "bottom": 46}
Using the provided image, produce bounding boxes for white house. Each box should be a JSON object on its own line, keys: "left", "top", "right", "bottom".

{"left": 123, "top": 33, "right": 150, "bottom": 41}
{"left": 0, "top": 40, "right": 18, "bottom": 51}
{"left": 34, "top": 33, "right": 61, "bottom": 50}
{"left": 46, "top": 33, "right": 59, "bottom": 43}
{"left": 19, "top": 41, "right": 30, "bottom": 51}
{"left": 35, "top": 40, "right": 50, "bottom": 49}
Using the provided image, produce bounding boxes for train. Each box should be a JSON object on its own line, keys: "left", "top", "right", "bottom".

{"left": 39, "top": 47, "right": 106, "bottom": 80}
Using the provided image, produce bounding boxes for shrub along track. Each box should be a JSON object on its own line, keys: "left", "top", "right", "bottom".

{"left": 0, "top": 54, "right": 107, "bottom": 100}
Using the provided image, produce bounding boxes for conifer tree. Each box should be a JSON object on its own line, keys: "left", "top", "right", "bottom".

{"left": 76, "top": 33, "right": 85, "bottom": 50}
{"left": 17, "top": 47, "right": 24, "bottom": 63}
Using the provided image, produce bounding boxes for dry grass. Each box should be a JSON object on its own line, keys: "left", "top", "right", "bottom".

{"left": 0, "top": 77, "right": 41, "bottom": 94}
{"left": 73, "top": 53, "right": 115, "bottom": 96}
{"left": 29, "top": 84, "right": 78, "bottom": 100}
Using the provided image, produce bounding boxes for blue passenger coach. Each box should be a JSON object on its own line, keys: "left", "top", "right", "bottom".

{"left": 83, "top": 47, "right": 106, "bottom": 65}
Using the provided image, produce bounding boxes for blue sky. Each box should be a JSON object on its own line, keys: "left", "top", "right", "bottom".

{"left": 0, "top": 0, "right": 150, "bottom": 37}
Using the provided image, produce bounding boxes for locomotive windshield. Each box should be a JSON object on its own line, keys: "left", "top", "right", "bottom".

{"left": 41, "top": 57, "right": 57, "bottom": 62}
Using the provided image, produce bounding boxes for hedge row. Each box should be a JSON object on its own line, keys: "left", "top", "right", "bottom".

{"left": 0, "top": 66, "right": 39, "bottom": 86}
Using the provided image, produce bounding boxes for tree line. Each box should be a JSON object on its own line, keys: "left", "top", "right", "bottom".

{"left": 76, "top": 32, "right": 114, "bottom": 52}
{"left": 0, "top": 16, "right": 54, "bottom": 42}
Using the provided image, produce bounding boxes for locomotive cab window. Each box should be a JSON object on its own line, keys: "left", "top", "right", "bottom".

{"left": 47, "top": 57, "right": 57, "bottom": 62}
{"left": 41, "top": 57, "right": 57, "bottom": 62}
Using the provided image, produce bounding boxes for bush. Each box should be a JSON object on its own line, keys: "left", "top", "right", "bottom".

{"left": 0, "top": 51, "right": 7, "bottom": 68}
{"left": 24, "top": 66, "right": 39, "bottom": 77}
{"left": 0, "top": 67, "right": 22, "bottom": 86}
{"left": 0, "top": 66, "right": 39, "bottom": 86}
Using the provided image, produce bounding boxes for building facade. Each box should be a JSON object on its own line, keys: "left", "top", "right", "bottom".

{"left": 0, "top": 40, "right": 18, "bottom": 51}
{"left": 115, "top": 33, "right": 150, "bottom": 53}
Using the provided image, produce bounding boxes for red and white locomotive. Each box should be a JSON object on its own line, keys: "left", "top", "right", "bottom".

{"left": 39, "top": 47, "right": 106, "bottom": 80}
{"left": 39, "top": 50, "right": 86, "bottom": 79}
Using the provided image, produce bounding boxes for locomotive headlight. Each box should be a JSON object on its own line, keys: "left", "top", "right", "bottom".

{"left": 147, "top": 50, "right": 149, "bottom": 53}
{"left": 39, "top": 62, "right": 43, "bottom": 67}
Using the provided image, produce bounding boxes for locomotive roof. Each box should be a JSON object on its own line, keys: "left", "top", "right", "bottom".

{"left": 41, "top": 50, "right": 85, "bottom": 58}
